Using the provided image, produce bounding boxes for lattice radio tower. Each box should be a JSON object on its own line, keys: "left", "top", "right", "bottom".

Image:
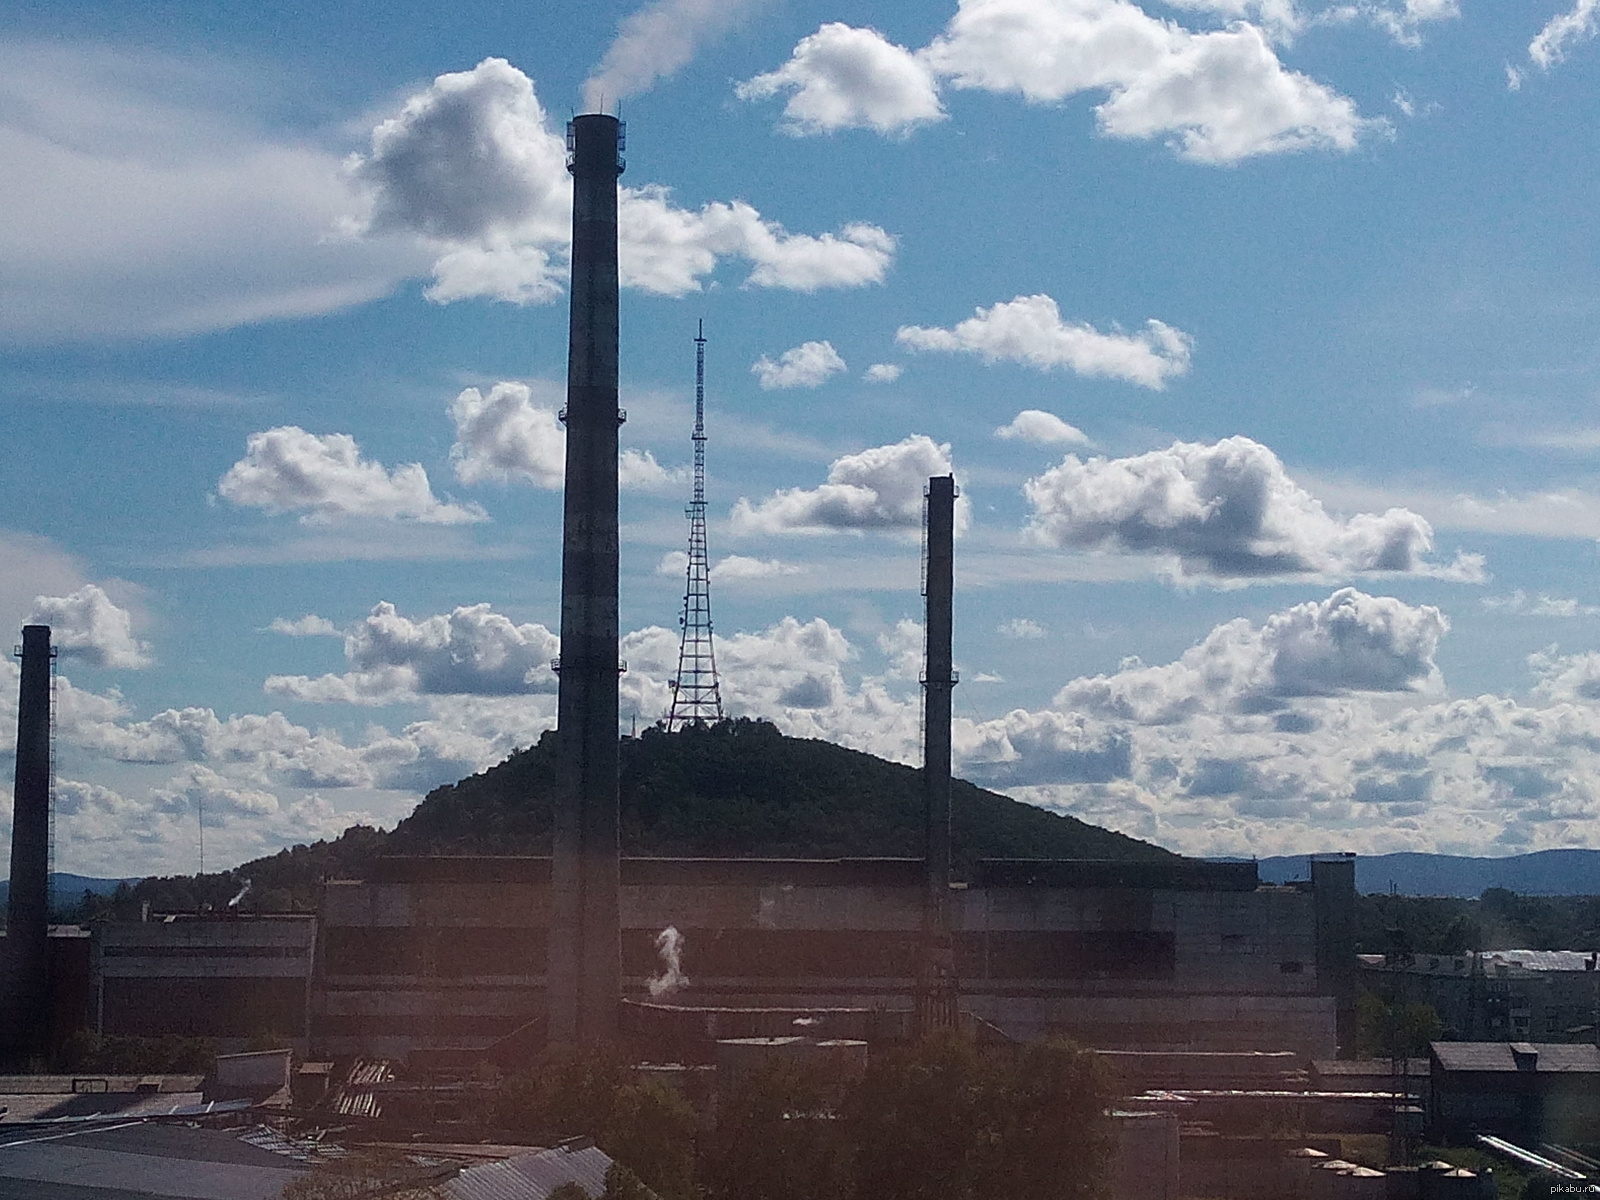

{"left": 667, "top": 321, "right": 725, "bottom": 730}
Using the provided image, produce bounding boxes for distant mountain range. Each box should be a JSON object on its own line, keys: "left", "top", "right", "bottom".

{"left": 1253, "top": 849, "right": 1600, "bottom": 896}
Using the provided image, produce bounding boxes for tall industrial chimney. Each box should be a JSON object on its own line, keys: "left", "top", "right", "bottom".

{"left": 4, "top": 625, "right": 54, "bottom": 1062}
{"left": 549, "top": 114, "right": 625, "bottom": 1048}
{"left": 917, "top": 476, "right": 959, "bottom": 1034}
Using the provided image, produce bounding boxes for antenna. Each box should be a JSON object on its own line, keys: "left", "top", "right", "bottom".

{"left": 667, "top": 321, "right": 725, "bottom": 731}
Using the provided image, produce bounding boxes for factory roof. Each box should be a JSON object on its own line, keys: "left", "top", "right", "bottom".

{"left": 0, "top": 1121, "right": 310, "bottom": 1199}
{"left": 1431, "top": 1042, "right": 1600, "bottom": 1073}
{"left": 973, "top": 858, "right": 1259, "bottom": 891}
{"left": 443, "top": 1138, "right": 616, "bottom": 1200}
{"left": 1359, "top": 949, "right": 1600, "bottom": 974}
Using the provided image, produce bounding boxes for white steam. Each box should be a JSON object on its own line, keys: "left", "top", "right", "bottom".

{"left": 584, "top": 0, "right": 766, "bottom": 112}
{"left": 648, "top": 924, "right": 690, "bottom": 998}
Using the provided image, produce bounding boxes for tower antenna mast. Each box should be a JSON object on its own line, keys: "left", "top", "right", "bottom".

{"left": 667, "top": 321, "right": 725, "bottom": 730}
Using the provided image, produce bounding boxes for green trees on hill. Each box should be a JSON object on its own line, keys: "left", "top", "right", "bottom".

{"left": 1355, "top": 890, "right": 1600, "bottom": 954}
{"left": 395, "top": 718, "right": 1170, "bottom": 872}
{"left": 72, "top": 719, "right": 1169, "bottom": 916}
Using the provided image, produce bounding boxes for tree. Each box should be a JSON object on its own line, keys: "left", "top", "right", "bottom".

{"left": 852, "top": 1034, "right": 1112, "bottom": 1200}
{"left": 605, "top": 1079, "right": 698, "bottom": 1200}
{"left": 699, "top": 1058, "right": 853, "bottom": 1200}
{"left": 1356, "top": 991, "right": 1443, "bottom": 1059}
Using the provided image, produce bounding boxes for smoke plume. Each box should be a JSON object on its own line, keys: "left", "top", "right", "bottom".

{"left": 583, "top": 0, "right": 765, "bottom": 112}
{"left": 648, "top": 925, "right": 690, "bottom": 998}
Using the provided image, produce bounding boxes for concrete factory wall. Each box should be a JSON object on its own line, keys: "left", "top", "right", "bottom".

{"left": 311, "top": 857, "right": 1340, "bottom": 1060}
{"left": 92, "top": 915, "right": 316, "bottom": 1052}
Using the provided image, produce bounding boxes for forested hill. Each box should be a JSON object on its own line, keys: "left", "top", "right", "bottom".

{"left": 73, "top": 719, "right": 1169, "bottom": 918}
{"left": 390, "top": 718, "right": 1172, "bottom": 874}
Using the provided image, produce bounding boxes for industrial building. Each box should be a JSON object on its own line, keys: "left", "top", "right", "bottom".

{"left": 1359, "top": 948, "right": 1600, "bottom": 1042}
{"left": 1428, "top": 1040, "right": 1600, "bottom": 1144}
{"left": 91, "top": 914, "right": 317, "bottom": 1052}
{"left": 308, "top": 853, "right": 1351, "bottom": 1062}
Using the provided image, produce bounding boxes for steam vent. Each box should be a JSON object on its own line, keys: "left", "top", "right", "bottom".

{"left": 549, "top": 113, "right": 625, "bottom": 1048}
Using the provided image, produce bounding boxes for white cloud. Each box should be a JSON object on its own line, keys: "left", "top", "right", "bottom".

{"left": 619, "top": 189, "right": 897, "bottom": 294}
{"left": 354, "top": 58, "right": 571, "bottom": 245}
{"left": 264, "top": 601, "right": 559, "bottom": 704}
{"left": 999, "top": 617, "right": 1049, "bottom": 638}
{"left": 1363, "top": 0, "right": 1459, "bottom": 46}
{"left": 712, "top": 555, "right": 804, "bottom": 581}
{"left": 219, "top": 426, "right": 485, "bottom": 525}
{"left": 864, "top": 363, "right": 903, "bottom": 383}
{"left": 584, "top": 0, "right": 767, "bottom": 110}
{"left": 0, "top": 41, "right": 420, "bottom": 345}
{"left": 995, "top": 409, "right": 1090, "bottom": 445}
{"left": 752, "top": 341, "right": 848, "bottom": 389}
{"left": 1529, "top": 0, "right": 1599, "bottom": 70}
{"left": 732, "top": 435, "right": 966, "bottom": 534}
{"left": 898, "top": 294, "right": 1192, "bottom": 389}
{"left": 1482, "top": 590, "right": 1600, "bottom": 619}
{"left": 735, "top": 23, "right": 945, "bottom": 135}
{"left": 449, "top": 382, "right": 566, "bottom": 489}
{"left": 350, "top": 59, "right": 895, "bottom": 304}
{"left": 937, "top": 590, "right": 1600, "bottom": 858}
{"left": 1159, "top": 0, "right": 1302, "bottom": 42}
{"left": 446, "top": 380, "right": 681, "bottom": 493}
{"left": 1065, "top": 588, "right": 1447, "bottom": 719}
{"left": 742, "top": 1, "right": 1378, "bottom": 163}
{"left": 27, "top": 585, "right": 151, "bottom": 669}
{"left": 0, "top": 531, "right": 91, "bottom": 636}
{"left": 267, "top": 614, "right": 343, "bottom": 637}
{"left": 620, "top": 449, "right": 687, "bottom": 491}
{"left": 1023, "top": 435, "right": 1478, "bottom": 581}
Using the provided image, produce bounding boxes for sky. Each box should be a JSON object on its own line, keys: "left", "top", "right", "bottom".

{"left": 4, "top": 0, "right": 1600, "bottom": 877}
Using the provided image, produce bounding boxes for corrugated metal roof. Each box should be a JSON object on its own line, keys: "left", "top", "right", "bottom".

{"left": 1432, "top": 1043, "right": 1600, "bottom": 1073}
{"left": 444, "top": 1142, "right": 616, "bottom": 1200}
{"left": 1482, "top": 949, "right": 1598, "bottom": 972}
{"left": 0, "top": 1124, "right": 307, "bottom": 1199}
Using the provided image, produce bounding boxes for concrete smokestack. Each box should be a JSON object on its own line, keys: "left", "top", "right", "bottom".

{"left": 917, "top": 476, "right": 959, "bottom": 1034}
{"left": 549, "top": 114, "right": 624, "bottom": 1048}
{"left": 4, "top": 625, "right": 53, "bottom": 1061}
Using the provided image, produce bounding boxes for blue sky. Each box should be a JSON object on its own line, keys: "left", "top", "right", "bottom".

{"left": 5, "top": 0, "right": 1600, "bottom": 875}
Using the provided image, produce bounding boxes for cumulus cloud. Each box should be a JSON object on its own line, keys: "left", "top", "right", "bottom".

{"left": 735, "top": 23, "right": 945, "bottom": 135}
{"left": 1528, "top": 0, "right": 1599, "bottom": 70}
{"left": 995, "top": 409, "right": 1090, "bottom": 445}
{"left": 752, "top": 341, "right": 848, "bottom": 389}
{"left": 585, "top": 0, "right": 767, "bottom": 111}
{"left": 449, "top": 382, "right": 565, "bottom": 488}
{"left": 898, "top": 295, "right": 1192, "bottom": 389}
{"left": 28, "top": 585, "right": 151, "bottom": 669}
{"left": 219, "top": 427, "right": 484, "bottom": 525}
{"left": 1023, "top": 435, "right": 1478, "bottom": 581}
{"left": 354, "top": 57, "right": 570, "bottom": 245}
{"left": 1052, "top": 589, "right": 1445, "bottom": 724}
{"left": 732, "top": 435, "right": 966, "bottom": 534}
{"left": 864, "top": 363, "right": 903, "bottom": 383}
{"left": 446, "top": 381, "right": 677, "bottom": 493}
{"left": 740, "top": 0, "right": 1378, "bottom": 163}
{"left": 264, "top": 601, "right": 559, "bottom": 704}
{"left": 349, "top": 59, "right": 896, "bottom": 304}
